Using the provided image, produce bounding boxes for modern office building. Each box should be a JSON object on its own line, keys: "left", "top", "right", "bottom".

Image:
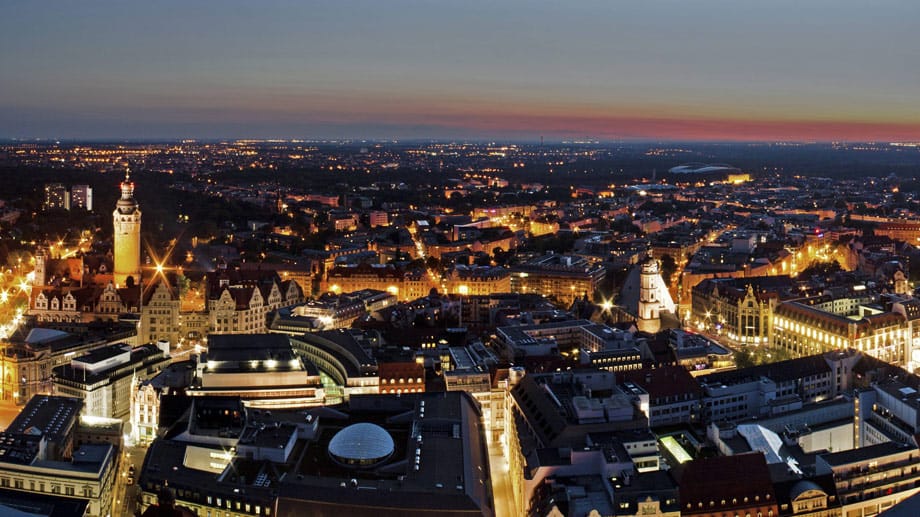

{"left": 52, "top": 342, "right": 170, "bottom": 420}
{"left": 191, "top": 334, "right": 324, "bottom": 408}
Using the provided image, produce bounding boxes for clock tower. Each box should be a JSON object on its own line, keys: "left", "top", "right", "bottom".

{"left": 113, "top": 170, "right": 142, "bottom": 287}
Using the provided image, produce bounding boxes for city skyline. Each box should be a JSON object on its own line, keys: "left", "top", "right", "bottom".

{"left": 3, "top": 0, "right": 920, "bottom": 141}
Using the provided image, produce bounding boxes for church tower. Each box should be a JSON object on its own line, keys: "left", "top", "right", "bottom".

{"left": 113, "top": 169, "right": 142, "bottom": 287}
{"left": 33, "top": 247, "right": 47, "bottom": 287}
{"left": 637, "top": 257, "right": 662, "bottom": 333}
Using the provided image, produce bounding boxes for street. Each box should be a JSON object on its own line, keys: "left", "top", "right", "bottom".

{"left": 112, "top": 444, "right": 146, "bottom": 517}
{"left": 0, "top": 400, "right": 23, "bottom": 430}
{"left": 487, "top": 436, "right": 518, "bottom": 517}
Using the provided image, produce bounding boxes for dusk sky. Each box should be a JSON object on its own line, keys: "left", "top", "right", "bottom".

{"left": 2, "top": 0, "right": 919, "bottom": 141}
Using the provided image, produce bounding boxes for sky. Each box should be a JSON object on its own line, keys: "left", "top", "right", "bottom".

{"left": 1, "top": 0, "right": 919, "bottom": 141}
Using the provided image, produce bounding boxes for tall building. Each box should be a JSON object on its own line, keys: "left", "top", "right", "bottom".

{"left": 113, "top": 170, "right": 142, "bottom": 288}
{"left": 43, "top": 182, "right": 70, "bottom": 210}
{"left": 71, "top": 184, "right": 93, "bottom": 211}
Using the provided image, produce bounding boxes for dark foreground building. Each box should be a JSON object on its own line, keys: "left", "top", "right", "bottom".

{"left": 139, "top": 391, "right": 493, "bottom": 517}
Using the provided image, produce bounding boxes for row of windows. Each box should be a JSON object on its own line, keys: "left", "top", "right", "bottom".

{"left": 381, "top": 377, "right": 423, "bottom": 384}
{"left": 0, "top": 476, "right": 93, "bottom": 497}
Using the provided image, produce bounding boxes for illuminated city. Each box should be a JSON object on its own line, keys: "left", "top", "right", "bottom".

{"left": 3, "top": 2, "right": 920, "bottom": 517}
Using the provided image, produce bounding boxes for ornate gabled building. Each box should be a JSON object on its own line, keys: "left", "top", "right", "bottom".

{"left": 31, "top": 282, "right": 140, "bottom": 324}
{"left": 140, "top": 278, "right": 180, "bottom": 345}
{"left": 691, "top": 276, "right": 790, "bottom": 345}
{"left": 207, "top": 263, "right": 304, "bottom": 334}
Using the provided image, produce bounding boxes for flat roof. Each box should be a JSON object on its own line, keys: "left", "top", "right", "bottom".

{"left": 4, "top": 396, "right": 81, "bottom": 438}
{"left": 207, "top": 334, "right": 297, "bottom": 363}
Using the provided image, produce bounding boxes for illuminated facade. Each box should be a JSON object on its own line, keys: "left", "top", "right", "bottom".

{"left": 112, "top": 170, "right": 142, "bottom": 288}
{"left": 443, "top": 265, "right": 510, "bottom": 296}
{"left": 191, "top": 334, "right": 325, "bottom": 408}
{"left": 773, "top": 299, "right": 907, "bottom": 365}
{"left": 43, "top": 182, "right": 70, "bottom": 210}
{"left": 52, "top": 343, "right": 170, "bottom": 421}
{"left": 325, "top": 263, "right": 428, "bottom": 302}
{"left": 691, "top": 278, "right": 781, "bottom": 345}
{"left": 637, "top": 258, "right": 675, "bottom": 333}
{"left": 140, "top": 279, "right": 180, "bottom": 345}
{"left": 71, "top": 184, "right": 93, "bottom": 211}
{"left": 1, "top": 325, "right": 138, "bottom": 405}
{"left": 510, "top": 254, "right": 605, "bottom": 306}
{"left": 207, "top": 264, "right": 304, "bottom": 334}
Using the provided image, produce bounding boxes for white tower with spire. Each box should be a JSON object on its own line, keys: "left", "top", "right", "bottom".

{"left": 637, "top": 256, "right": 675, "bottom": 333}
{"left": 113, "top": 169, "right": 142, "bottom": 287}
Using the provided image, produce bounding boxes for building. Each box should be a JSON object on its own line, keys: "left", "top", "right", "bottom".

{"left": 691, "top": 276, "right": 789, "bottom": 345}
{"left": 112, "top": 170, "right": 142, "bottom": 288}
{"left": 620, "top": 365, "right": 703, "bottom": 427}
{"left": 207, "top": 262, "right": 304, "bottom": 334}
{"left": 510, "top": 254, "right": 605, "bottom": 306}
{"left": 637, "top": 258, "right": 676, "bottom": 333}
{"left": 52, "top": 342, "right": 171, "bottom": 420}
{"left": 191, "top": 334, "right": 324, "bottom": 408}
{"left": 43, "top": 183, "right": 70, "bottom": 211}
{"left": 131, "top": 360, "right": 195, "bottom": 445}
{"left": 31, "top": 281, "right": 141, "bottom": 324}
{"left": 697, "top": 354, "right": 836, "bottom": 424}
{"left": 368, "top": 210, "right": 389, "bottom": 227}
{"left": 71, "top": 184, "right": 93, "bottom": 211}
{"left": 269, "top": 289, "right": 395, "bottom": 332}
{"left": 443, "top": 265, "right": 511, "bottom": 296}
{"left": 140, "top": 277, "right": 180, "bottom": 345}
{"left": 495, "top": 319, "right": 646, "bottom": 370}
{"left": 772, "top": 297, "right": 907, "bottom": 365}
{"left": 0, "top": 324, "right": 138, "bottom": 405}
{"left": 325, "top": 263, "right": 428, "bottom": 302}
{"left": 288, "top": 329, "right": 381, "bottom": 402}
{"left": 678, "top": 452, "right": 779, "bottom": 517}
{"left": 137, "top": 392, "right": 494, "bottom": 517}
{"left": 505, "top": 370, "right": 647, "bottom": 513}
{"left": 0, "top": 396, "right": 117, "bottom": 517}
{"left": 816, "top": 442, "right": 920, "bottom": 516}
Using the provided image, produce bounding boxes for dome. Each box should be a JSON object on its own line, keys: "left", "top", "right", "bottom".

{"left": 328, "top": 423, "right": 395, "bottom": 468}
{"left": 116, "top": 196, "right": 138, "bottom": 214}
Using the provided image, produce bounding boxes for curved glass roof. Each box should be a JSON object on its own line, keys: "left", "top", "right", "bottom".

{"left": 328, "top": 423, "right": 395, "bottom": 464}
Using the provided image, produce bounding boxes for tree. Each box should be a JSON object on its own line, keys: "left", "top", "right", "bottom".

{"left": 659, "top": 254, "right": 677, "bottom": 286}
